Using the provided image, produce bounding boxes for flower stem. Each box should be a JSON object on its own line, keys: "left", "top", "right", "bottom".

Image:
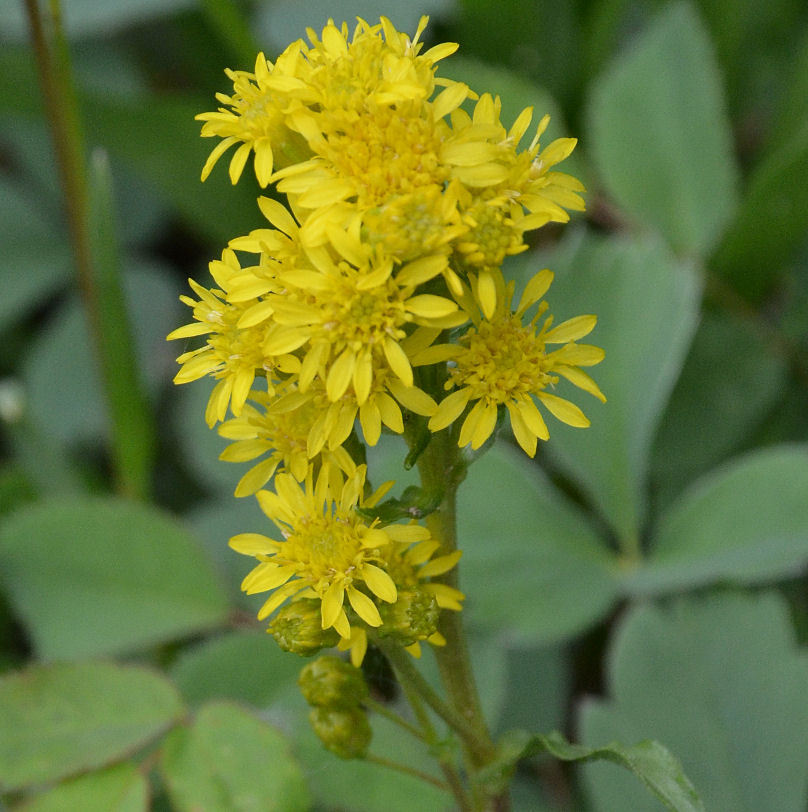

{"left": 402, "top": 410, "right": 510, "bottom": 810}
{"left": 25, "top": 0, "right": 156, "bottom": 499}
{"left": 364, "top": 696, "right": 425, "bottom": 742}
{"left": 380, "top": 643, "right": 474, "bottom": 812}
{"left": 364, "top": 754, "right": 449, "bottom": 792}
{"left": 415, "top": 428, "right": 495, "bottom": 768}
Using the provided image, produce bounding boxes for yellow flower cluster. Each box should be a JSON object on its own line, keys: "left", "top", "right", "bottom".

{"left": 169, "top": 16, "right": 602, "bottom": 663}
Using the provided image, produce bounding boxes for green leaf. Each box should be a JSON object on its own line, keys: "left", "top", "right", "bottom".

{"left": 587, "top": 1, "right": 739, "bottom": 256}
{"left": 172, "top": 380, "right": 236, "bottom": 494}
{"left": 651, "top": 310, "right": 789, "bottom": 504}
{"left": 458, "top": 444, "right": 619, "bottom": 644}
{"left": 0, "top": 661, "right": 183, "bottom": 792}
{"left": 87, "top": 149, "right": 157, "bottom": 499}
{"left": 185, "top": 496, "right": 265, "bottom": 612}
{"left": 82, "top": 92, "right": 262, "bottom": 246}
{"left": 170, "top": 630, "right": 303, "bottom": 707}
{"left": 579, "top": 591, "right": 808, "bottom": 811}
{"left": 494, "top": 643, "right": 570, "bottom": 737}
{"left": 484, "top": 729, "right": 703, "bottom": 812}
{"left": 711, "top": 122, "right": 808, "bottom": 299}
{"left": 18, "top": 763, "right": 148, "bottom": 812}
{"left": 253, "top": 2, "right": 455, "bottom": 54}
{"left": 529, "top": 231, "right": 701, "bottom": 549}
{"left": 22, "top": 261, "right": 182, "bottom": 445}
{"left": 626, "top": 445, "right": 808, "bottom": 595}
{"left": 161, "top": 701, "right": 310, "bottom": 812}
{"left": 0, "top": 176, "right": 70, "bottom": 331}
{"left": 456, "top": 0, "right": 581, "bottom": 107}
{"left": 293, "top": 706, "right": 448, "bottom": 812}
{"left": 0, "top": 496, "right": 229, "bottom": 659}
{"left": 1, "top": 0, "right": 197, "bottom": 39}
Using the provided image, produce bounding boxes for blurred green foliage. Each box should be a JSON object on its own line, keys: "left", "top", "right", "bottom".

{"left": 1, "top": 0, "right": 807, "bottom": 809}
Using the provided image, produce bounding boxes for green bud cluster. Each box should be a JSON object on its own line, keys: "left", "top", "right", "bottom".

{"left": 269, "top": 599, "right": 340, "bottom": 656}
{"left": 378, "top": 588, "right": 439, "bottom": 646}
{"left": 299, "top": 655, "right": 372, "bottom": 759}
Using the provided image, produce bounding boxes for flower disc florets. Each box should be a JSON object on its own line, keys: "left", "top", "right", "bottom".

{"left": 425, "top": 269, "right": 605, "bottom": 456}
{"left": 230, "top": 464, "right": 432, "bottom": 643}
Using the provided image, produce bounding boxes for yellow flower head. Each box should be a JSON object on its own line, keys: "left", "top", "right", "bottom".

{"left": 444, "top": 95, "right": 586, "bottom": 226}
{"left": 166, "top": 249, "right": 299, "bottom": 425}
{"left": 336, "top": 530, "right": 465, "bottom": 666}
{"left": 229, "top": 464, "right": 431, "bottom": 643}
{"left": 425, "top": 269, "right": 606, "bottom": 456}
{"left": 196, "top": 47, "right": 312, "bottom": 186}
{"left": 218, "top": 387, "right": 357, "bottom": 497}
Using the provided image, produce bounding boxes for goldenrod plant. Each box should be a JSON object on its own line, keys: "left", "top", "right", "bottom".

{"left": 5, "top": 1, "right": 808, "bottom": 810}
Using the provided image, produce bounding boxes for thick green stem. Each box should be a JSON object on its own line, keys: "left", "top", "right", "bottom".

{"left": 403, "top": 416, "right": 510, "bottom": 810}
{"left": 415, "top": 428, "right": 495, "bottom": 768}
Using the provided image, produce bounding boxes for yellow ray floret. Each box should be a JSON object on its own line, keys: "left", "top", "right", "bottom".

{"left": 423, "top": 268, "right": 605, "bottom": 456}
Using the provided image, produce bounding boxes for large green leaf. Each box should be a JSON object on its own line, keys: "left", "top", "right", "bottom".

{"left": 0, "top": 497, "right": 229, "bottom": 659}
{"left": 1, "top": 0, "right": 196, "bottom": 39}
{"left": 22, "top": 261, "right": 181, "bottom": 445}
{"left": 458, "top": 444, "right": 619, "bottom": 644}
{"left": 253, "top": 1, "right": 455, "bottom": 54}
{"left": 587, "top": 1, "right": 739, "bottom": 256}
{"left": 526, "top": 231, "right": 701, "bottom": 548}
{"left": 579, "top": 591, "right": 808, "bottom": 811}
{"left": 485, "top": 730, "right": 703, "bottom": 812}
{"left": 172, "top": 379, "right": 236, "bottom": 495}
{"left": 711, "top": 121, "right": 808, "bottom": 299}
{"left": 82, "top": 91, "right": 263, "bottom": 246}
{"left": 161, "top": 701, "right": 310, "bottom": 812}
{"left": 293, "top": 704, "right": 449, "bottom": 812}
{"left": 170, "top": 630, "right": 303, "bottom": 708}
{"left": 19, "top": 763, "right": 148, "bottom": 812}
{"left": 626, "top": 445, "right": 808, "bottom": 595}
{"left": 651, "top": 310, "right": 789, "bottom": 505}
{"left": 0, "top": 176, "right": 70, "bottom": 331}
{"left": 0, "top": 661, "right": 183, "bottom": 792}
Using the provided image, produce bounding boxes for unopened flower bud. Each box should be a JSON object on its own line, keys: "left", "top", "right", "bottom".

{"left": 309, "top": 706, "right": 372, "bottom": 760}
{"left": 269, "top": 599, "right": 339, "bottom": 656}
{"left": 298, "top": 655, "right": 368, "bottom": 708}
{"left": 378, "top": 588, "right": 439, "bottom": 646}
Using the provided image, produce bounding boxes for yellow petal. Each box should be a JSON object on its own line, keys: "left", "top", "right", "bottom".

{"left": 228, "top": 141, "right": 252, "bottom": 185}
{"left": 458, "top": 399, "right": 487, "bottom": 448}
{"left": 234, "top": 457, "right": 280, "bottom": 498}
{"left": 406, "top": 294, "right": 458, "bottom": 319}
{"left": 506, "top": 402, "right": 538, "bottom": 457}
{"left": 428, "top": 388, "right": 471, "bottom": 431}
{"left": 387, "top": 380, "right": 437, "bottom": 416}
{"left": 361, "top": 564, "right": 397, "bottom": 603}
{"left": 326, "top": 349, "right": 355, "bottom": 401}
{"left": 419, "top": 550, "right": 462, "bottom": 578}
{"left": 554, "top": 365, "right": 606, "bottom": 402}
{"left": 538, "top": 392, "right": 590, "bottom": 427}
{"left": 347, "top": 586, "right": 382, "bottom": 627}
{"left": 384, "top": 524, "right": 431, "bottom": 543}
{"left": 321, "top": 581, "right": 345, "bottom": 628}
{"left": 544, "top": 315, "right": 597, "bottom": 344}
{"left": 359, "top": 399, "right": 382, "bottom": 446}
{"left": 471, "top": 401, "right": 498, "bottom": 449}
{"left": 476, "top": 271, "right": 497, "bottom": 320}
{"left": 383, "top": 337, "right": 413, "bottom": 386}
{"left": 516, "top": 268, "right": 554, "bottom": 316}
{"left": 229, "top": 533, "right": 276, "bottom": 556}
{"left": 258, "top": 195, "right": 300, "bottom": 235}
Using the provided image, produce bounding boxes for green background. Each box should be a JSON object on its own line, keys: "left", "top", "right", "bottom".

{"left": 1, "top": 0, "right": 807, "bottom": 809}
